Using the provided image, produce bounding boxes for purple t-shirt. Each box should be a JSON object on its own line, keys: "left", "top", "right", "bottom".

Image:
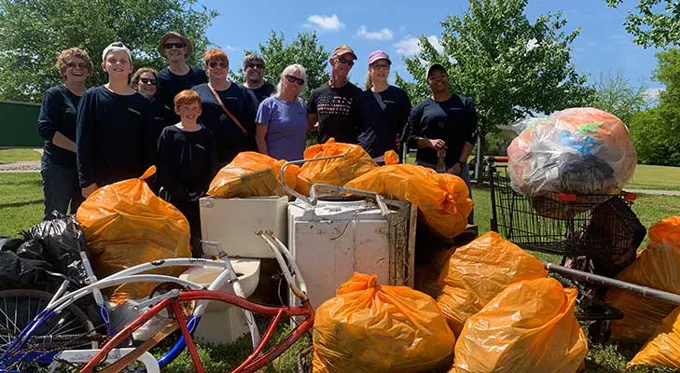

{"left": 256, "top": 96, "right": 308, "bottom": 161}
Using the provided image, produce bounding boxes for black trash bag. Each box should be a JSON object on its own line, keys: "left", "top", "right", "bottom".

{"left": 19, "top": 211, "right": 90, "bottom": 287}
{"left": 0, "top": 250, "right": 54, "bottom": 289}
{"left": 0, "top": 237, "right": 23, "bottom": 252}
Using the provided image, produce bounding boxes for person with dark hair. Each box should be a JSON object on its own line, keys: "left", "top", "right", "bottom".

{"left": 156, "top": 32, "right": 208, "bottom": 121}
{"left": 352, "top": 50, "right": 411, "bottom": 158}
{"left": 157, "top": 89, "right": 216, "bottom": 257}
{"left": 37, "top": 47, "right": 93, "bottom": 216}
{"left": 307, "top": 44, "right": 363, "bottom": 144}
{"left": 242, "top": 53, "right": 275, "bottom": 103}
{"left": 76, "top": 42, "right": 152, "bottom": 198}
{"left": 131, "top": 67, "right": 174, "bottom": 159}
{"left": 407, "top": 63, "right": 478, "bottom": 224}
{"left": 192, "top": 49, "right": 259, "bottom": 167}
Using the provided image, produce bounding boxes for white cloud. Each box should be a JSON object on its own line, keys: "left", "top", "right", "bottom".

{"left": 394, "top": 35, "right": 444, "bottom": 56}
{"left": 526, "top": 38, "right": 539, "bottom": 52}
{"left": 356, "top": 26, "right": 394, "bottom": 40}
{"left": 643, "top": 87, "right": 663, "bottom": 102}
{"left": 304, "top": 14, "right": 345, "bottom": 32}
{"left": 225, "top": 45, "right": 237, "bottom": 51}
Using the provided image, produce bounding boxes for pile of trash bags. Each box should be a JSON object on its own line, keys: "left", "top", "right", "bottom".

{"left": 0, "top": 211, "right": 90, "bottom": 291}
{"left": 314, "top": 234, "right": 589, "bottom": 373}
{"left": 76, "top": 166, "right": 192, "bottom": 304}
{"left": 507, "top": 107, "right": 637, "bottom": 197}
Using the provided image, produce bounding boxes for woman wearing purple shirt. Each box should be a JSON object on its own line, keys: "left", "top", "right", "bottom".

{"left": 255, "top": 64, "right": 308, "bottom": 161}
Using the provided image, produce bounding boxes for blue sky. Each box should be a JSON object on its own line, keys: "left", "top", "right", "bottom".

{"left": 199, "top": 0, "right": 663, "bottom": 100}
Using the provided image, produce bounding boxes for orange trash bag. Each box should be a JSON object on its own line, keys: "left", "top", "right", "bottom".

{"left": 452, "top": 278, "right": 588, "bottom": 373}
{"left": 437, "top": 232, "right": 548, "bottom": 335}
{"left": 606, "top": 216, "right": 680, "bottom": 343}
{"left": 296, "top": 138, "right": 377, "bottom": 196}
{"left": 629, "top": 306, "right": 680, "bottom": 369}
{"left": 75, "top": 166, "right": 191, "bottom": 304}
{"left": 345, "top": 164, "right": 472, "bottom": 238}
{"left": 207, "top": 151, "right": 300, "bottom": 198}
{"left": 313, "top": 273, "right": 456, "bottom": 373}
{"left": 383, "top": 150, "right": 399, "bottom": 165}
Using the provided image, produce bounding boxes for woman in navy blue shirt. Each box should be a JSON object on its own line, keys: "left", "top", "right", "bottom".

{"left": 76, "top": 42, "right": 152, "bottom": 198}
{"left": 351, "top": 50, "right": 411, "bottom": 159}
{"left": 37, "top": 47, "right": 93, "bottom": 216}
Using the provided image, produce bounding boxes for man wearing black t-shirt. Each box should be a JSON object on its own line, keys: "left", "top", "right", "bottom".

{"left": 156, "top": 32, "right": 208, "bottom": 122}
{"left": 242, "top": 53, "right": 275, "bottom": 104}
{"left": 407, "top": 63, "right": 478, "bottom": 224}
{"left": 307, "top": 44, "right": 363, "bottom": 144}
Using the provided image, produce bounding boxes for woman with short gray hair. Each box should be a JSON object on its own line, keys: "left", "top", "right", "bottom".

{"left": 255, "top": 64, "right": 308, "bottom": 160}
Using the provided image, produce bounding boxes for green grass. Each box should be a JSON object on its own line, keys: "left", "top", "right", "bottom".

{"left": 627, "top": 164, "right": 680, "bottom": 191}
{"left": 1, "top": 172, "right": 680, "bottom": 371}
{"left": 0, "top": 148, "right": 41, "bottom": 164}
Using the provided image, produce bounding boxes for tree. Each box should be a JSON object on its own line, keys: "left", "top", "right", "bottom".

{"left": 395, "top": 0, "right": 593, "bottom": 156}
{"left": 0, "top": 0, "right": 217, "bottom": 102}
{"left": 629, "top": 48, "right": 680, "bottom": 165}
{"left": 233, "top": 31, "right": 330, "bottom": 100}
{"left": 606, "top": 0, "right": 680, "bottom": 48}
{"left": 590, "top": 70, "right": 648, "bottom": 125}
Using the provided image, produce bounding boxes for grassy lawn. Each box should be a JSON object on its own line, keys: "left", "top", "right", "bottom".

{"left": 1, "top": 171, "right": 679, "bottom": 372}
{"left": 0, "top": 148, "right": 41, "bottom": 164}
{"left": 626, "top": 164, "right": 680, "bottom": 191}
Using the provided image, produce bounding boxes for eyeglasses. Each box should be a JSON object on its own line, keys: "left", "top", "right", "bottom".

{"left": 337, "top": 56, "right": 355, "bottom": 66}
{"left": 66, "top": 62, "right": 88, "bottom": 69}
{"left": 285, "top": 75, "right": 305, "bottom": 85}
{"left": 164, "top": 42, "right": 186, "bottom": 49}
{"left": 370, "top": 63, "right": 390, "bottom": 70}
{"left": 247, "top": 63, "right": 264, "bottom": 69}
{"left": 140, "top": 77, "right": 157, "bottom": 85}
{"left": 208, "top": 61, "right": 228, "bottom": 69}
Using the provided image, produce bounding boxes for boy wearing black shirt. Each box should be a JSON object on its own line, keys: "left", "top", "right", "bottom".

{"left": 157, "top": 90, "right": 216, "bottom": 257}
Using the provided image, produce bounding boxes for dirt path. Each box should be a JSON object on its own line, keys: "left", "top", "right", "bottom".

{"left": 0, "top": 161, "right": 40, "bottom": 173}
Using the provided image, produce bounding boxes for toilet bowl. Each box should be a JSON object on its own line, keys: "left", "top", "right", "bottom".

{"left": 179, "top": 259, "right": 261, "bottom": 345}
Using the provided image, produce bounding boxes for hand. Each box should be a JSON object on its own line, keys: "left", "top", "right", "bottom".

{"left": 429, "top": 139, "right": 446, "bottom": 151}
{"left": 82, "top": 183, "right": 98, "bottom": 198}
{"left": 448, "top": 163, "right": 462, "bottom": 175}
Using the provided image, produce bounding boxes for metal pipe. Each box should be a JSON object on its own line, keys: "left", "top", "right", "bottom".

{"left": 545, "top": 263, "right": 680, "bottom": 306}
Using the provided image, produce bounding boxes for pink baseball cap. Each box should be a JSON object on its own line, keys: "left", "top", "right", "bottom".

{"left": 367, "top": 50, "right": 391, "bottom": 66}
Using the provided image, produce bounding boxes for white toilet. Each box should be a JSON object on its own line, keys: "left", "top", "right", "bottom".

{"left": 192, "top": 195, "right": 289, "bottom": 344}
{"left": 179, "top": 259, "right": 260, "bottom": 344}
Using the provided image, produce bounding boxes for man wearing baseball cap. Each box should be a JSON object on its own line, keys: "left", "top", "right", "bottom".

{"left": 406, "top": 63, "right": 478, "bottom": 224}
{"left": 156, "top": 32, "right": 208, "bottom": 121}
{"left": 307, "top": 44, "right": 363, "bottom": 144}
{"left": 351, "top": 50, "right": 411, "bottom": 158}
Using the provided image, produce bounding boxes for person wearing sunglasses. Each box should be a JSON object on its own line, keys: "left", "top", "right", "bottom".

{"left": 192, "top": 49, "right": 259, "bottom": 167}
{"left": 351, "top": 50, "right": 411, "bottom": 159}
{"left": 255, "top": 64, "right": 308, "bottom": 161}
{"left": 37, "top": 47, "right": 93, "bottom": 217}
{"left": 243, "top": 54, "right": 275, "bottom": 104}
{"left": 156, "top": 32, "right": 208, "bottom": 120}
{"left": 76, "top": 42, "right": 153, "bottom": 198}
{"left": 406, "top": 63, "right": 478, "bottom": 224}
{"left": 307, "top": 44, "right": 362, "bottom": 144}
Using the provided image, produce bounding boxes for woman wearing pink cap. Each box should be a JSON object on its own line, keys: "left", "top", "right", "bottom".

{"left": 351, "top": 50, "right": 411, "bottom": 159}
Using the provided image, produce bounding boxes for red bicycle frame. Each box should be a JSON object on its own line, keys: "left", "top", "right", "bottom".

{"left": 79, "top": 289, "right": 314, "bottom": 373}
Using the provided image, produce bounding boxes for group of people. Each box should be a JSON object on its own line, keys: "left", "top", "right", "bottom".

{"left": 37, "top": 32, "right": 478, "bottom": 255}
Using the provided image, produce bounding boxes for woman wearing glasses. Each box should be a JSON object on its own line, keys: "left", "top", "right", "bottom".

{"left": 131, "top": 68, "right": 174, "bottom": 164}
{"left": 76, "top": 42, "right": 152, "bottom": 198}
{"left": 192, "top": 49, "right": 259, "bottom": 167}
{"left": 255, "top": 64, "right": 308, "bottom": 161}
{"left": 352, "top": 50, "right": 411, "bottom": 159}
{"left": 156, "top": 32, "right": 208, "bottom": 118}
{"left": 37, "top": 47, "right": 93, "bottom": 216}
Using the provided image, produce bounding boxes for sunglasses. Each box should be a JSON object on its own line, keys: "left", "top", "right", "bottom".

{"left": 337, "top": 56, "right": 355, "bottom": 66}
{"left": 370, "top": 63, "right": 390, "bottom": 70}
{"left": 164, "top": 42, "right": 186, "bottom": 49}
{"left": 285, "top": 75, "right": 305, "bottom": 85}
{"left": 140, "top": 77, "right": 157, "bottom": 85}
{"left": 247, "top": 63, "right": 264, "bottom": 69}
{"left": 208, "top": 61, "right": 228, "bottom": 69}
{"left": 66, "top": 62, "right": 88, "bottom": 69}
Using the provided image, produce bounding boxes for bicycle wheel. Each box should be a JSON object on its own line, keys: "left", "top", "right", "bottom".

{"left": 0, "top": 289, "right": 100, "bottom": 372}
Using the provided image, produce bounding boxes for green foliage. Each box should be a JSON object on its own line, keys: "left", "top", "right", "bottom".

{"left": 232, "top": 31, "right": 330, "bottom": 100}
{"left": 606, "top": 0, "right": 680, "bottom": 48}
{"left": 0, "top": 0, "right": 218, "bottom": 102}
{"left": 395, "top": 0, "right": 594, "bottom": 148}
{"left": 629, "top": 48, "right": 680, "bottom": 166}
{"left": 589, "top": 70, "right": 648, "bottom": 125}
